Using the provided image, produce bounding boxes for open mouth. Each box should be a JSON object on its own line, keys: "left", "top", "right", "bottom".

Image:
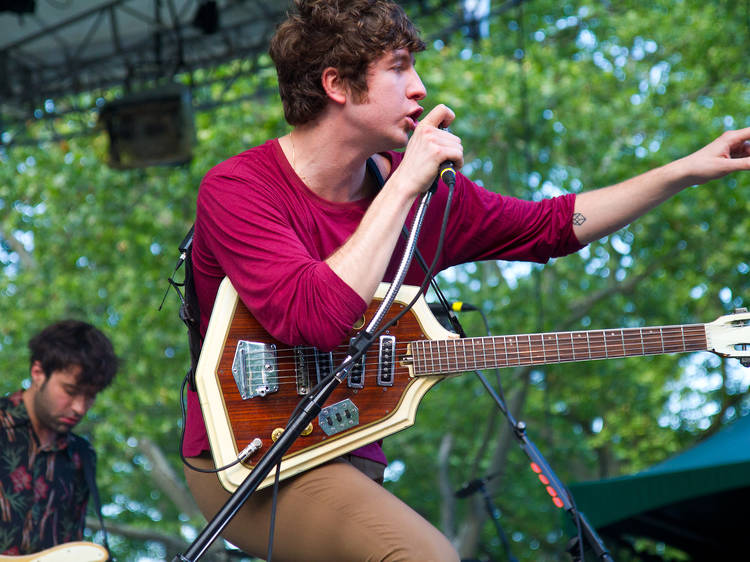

{"left": 407, "top": 107, "right": 424, "bottom": 129}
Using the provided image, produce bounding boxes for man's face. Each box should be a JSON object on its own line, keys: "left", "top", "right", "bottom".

{"left": 30, "top": 362, "right": 97, "bottom": 436}
{"left": 347, "top": 48, "right": 426, "bottom": 148}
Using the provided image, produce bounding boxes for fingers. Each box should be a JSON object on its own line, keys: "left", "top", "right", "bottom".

{"left": 419, "top": 104, "right": 456, "bottom": 130}
{"left": 413, "top": 104, "right": 464, "bottom": 169}
{"left": 391, "top": 104, "right": 463, "bottom": 195}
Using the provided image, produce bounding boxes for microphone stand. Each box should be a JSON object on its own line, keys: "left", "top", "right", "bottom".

{"left": 471, "top": 369, "right": 613, "bottom": 562}
{"left": 173, "top": 184, "right": 438, "bottom": 562}
{"left": 441, "top": 302, "right": 611, "bottom": 561}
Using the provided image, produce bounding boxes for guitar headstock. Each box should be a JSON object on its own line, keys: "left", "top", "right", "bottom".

{"left": 706, "top": 308, "right": 750, "bottom": 367}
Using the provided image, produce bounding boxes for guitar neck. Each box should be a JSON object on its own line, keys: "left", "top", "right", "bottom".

{"left": 410, "top": 324, "right": 708, "bottom": 375}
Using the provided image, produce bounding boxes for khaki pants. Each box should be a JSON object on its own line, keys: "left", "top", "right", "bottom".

{"left": 184, "top": 454, "right": 460, "bottom": 562}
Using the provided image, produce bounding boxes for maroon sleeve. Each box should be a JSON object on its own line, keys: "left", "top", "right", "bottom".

{"left": 192, "top": 152, "right": 367, "bottom": 352}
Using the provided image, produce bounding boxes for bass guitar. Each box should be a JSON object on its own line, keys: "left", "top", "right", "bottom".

{"left": 195, "top": 278, "right": 750, "bottom": 492}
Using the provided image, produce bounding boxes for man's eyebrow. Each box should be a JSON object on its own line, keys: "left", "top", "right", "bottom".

{"left": 387, "top": 49, "right": 414, "bottom": 64}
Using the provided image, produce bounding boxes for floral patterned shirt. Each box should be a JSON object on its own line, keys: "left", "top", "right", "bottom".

{"left": 0, "top": 390, "right": 92, "bottom": 555}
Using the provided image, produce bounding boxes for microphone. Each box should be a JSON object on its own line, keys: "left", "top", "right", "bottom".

{"left": 438, "top": 160, "right": 456, "bottom": 187}
{"left": 428, "top": 301, "right": 478, "bottom": 313}
{"left": 454, "top": 478, "right": 487, "bottom": 498}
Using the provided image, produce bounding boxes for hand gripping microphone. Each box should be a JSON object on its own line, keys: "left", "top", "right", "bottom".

{"left": 438, "top": 160, "right": 456, "bottom": 187}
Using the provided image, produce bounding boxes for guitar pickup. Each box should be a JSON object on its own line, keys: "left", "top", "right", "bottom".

{"left": 347, "top": 337, "right": 366, "bottom": 389}
{"left": 314, "top": 349, "right": 334, "bottom": 384}
{"left": 232, "top": 341, "right": 278, "bottom": 399}
{"left": 377, "top": 335, "right": 396, "bottom": 386}
{"left": 319, "top": 399, "right": 359, "bottom": 436}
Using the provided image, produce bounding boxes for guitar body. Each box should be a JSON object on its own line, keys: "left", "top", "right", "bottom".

{"left": 196, "top": 280, "right": 458, "bottom": 492}
{"left": 0, "top": 542, "right": 108, "bottom": 561}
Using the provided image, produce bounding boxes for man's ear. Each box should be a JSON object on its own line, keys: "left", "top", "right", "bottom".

{"left": 321, "top": 67, "right": 348, "bottom": 105}
{"left": 30, "top": 361, "right": 46, "bottom": 387}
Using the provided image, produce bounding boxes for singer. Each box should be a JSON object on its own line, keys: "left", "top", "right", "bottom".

{"left": 181, "top": 1, "right": 750, "bottom": 560}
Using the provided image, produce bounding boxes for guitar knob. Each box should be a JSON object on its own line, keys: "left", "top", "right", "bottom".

{"left": 271, "top": 423, "right": 314, "bottom": 442}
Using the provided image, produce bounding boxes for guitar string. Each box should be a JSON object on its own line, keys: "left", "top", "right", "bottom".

{"left": 227, "top": 330, "right": 711, "bottom": 386}
{"left": 240, "top": 325, "right": 709, "bottom": 365}
{"left": 236, "top": 327, "right": 708, "bottom": 365}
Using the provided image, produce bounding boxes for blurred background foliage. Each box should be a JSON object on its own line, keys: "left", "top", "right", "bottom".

{"left": 1, "top": 1, "right": 748, "bottom": 560}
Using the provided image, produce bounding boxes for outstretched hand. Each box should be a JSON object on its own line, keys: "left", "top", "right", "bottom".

{"left": 682, "top": 127, "right": 750, "bottom": 185}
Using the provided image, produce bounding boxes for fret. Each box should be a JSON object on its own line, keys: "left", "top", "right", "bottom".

{"left": 509, "top": 336, "right": 520, "bottom": 366}
{"left": 661, "top": 327, "right": 686, "bottom": 354}
{"left": 586, "top": 331, "right": 592, "bottom": 359}
{"left": 588, "top": 330, "right": 605, "bottom": 360}
{"left": 684, "top": 325, "right": 708, "bottom": 351}
{"left": 461, "top": 336, "right": 469, "bottom": 371}
{"left": 526, "top": 335, "right": 533, "bottom": 364}
{"left": 440, "top": 339, "right": 448, "bottom": 372}
{"left": 529, "top": 334, "right": 544, "bottom": 364}
{"left": 518, "top": 335, "right": 529, "bottom": 365}
{"left": 429, "top": 336, "right": 440, "bottom": 373}
{"left": 602, "top": 330, "right": 608, "bottom": 358}
{"left": 558, "top": 332, "right": 574, "bottom": 362}
{"left": 555, "top": 333, "right": 561, "bottom": 363}
{"left": 643, "top": 328, "right": 664, "bottom": 355}
{"left": 490, "top": 336, "right": 498, "bottom": 369}
{"left": 622, "top": 328, "right": 643, "bottom": 357}
{"left": 605, "top": 330, "right": 625, "bottom": 358}
{"left": 503, "top": 336, "right": 510, "bottom": 367}
{"left": 540, "top": 334, "right": 547, "bottom": 363}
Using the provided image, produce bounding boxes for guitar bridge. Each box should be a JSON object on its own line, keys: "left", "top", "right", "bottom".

{"left": 232, "top": 341, "right": 278, "bottom": 399}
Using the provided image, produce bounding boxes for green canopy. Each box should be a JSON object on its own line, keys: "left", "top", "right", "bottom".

{"left": 569, "top": 415, "right": 750, "bottom": 558}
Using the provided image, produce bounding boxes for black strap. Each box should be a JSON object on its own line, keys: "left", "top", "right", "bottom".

{"left": 365, "top": 156, "right": 385, "bottom": 188}
{"left": 163, "top": 224, "right": 202, "bottom": 392}
{"left": 79, "top": 441, "right": 112, "bottom": 559}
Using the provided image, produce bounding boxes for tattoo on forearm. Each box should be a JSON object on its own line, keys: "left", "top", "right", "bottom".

{"left": 572, "top": 212, "right": 586, "bottom": 226}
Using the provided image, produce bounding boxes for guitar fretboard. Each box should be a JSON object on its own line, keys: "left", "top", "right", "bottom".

{"left": 411, "top": 324, "right": 708, "bottom": 375}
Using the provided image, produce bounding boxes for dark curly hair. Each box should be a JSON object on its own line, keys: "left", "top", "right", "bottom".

{"left": 28, "top": 319, "right": 119, "bottom": 392}
{"left": 270, "top": 0, "right": 426, "bottom": 125}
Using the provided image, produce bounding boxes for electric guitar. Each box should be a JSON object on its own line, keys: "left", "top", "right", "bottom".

{"left": 195, "top": 278, "right": 750, "bottom": 493}
{"left": 0, "top": 542, "right": 108, "bottom": 561}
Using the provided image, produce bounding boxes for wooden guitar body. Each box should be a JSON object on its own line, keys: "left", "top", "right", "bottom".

{"left": 196, "top": 281, "right": 455, "bottom": 492}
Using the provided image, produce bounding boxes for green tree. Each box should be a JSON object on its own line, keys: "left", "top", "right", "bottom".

{"left": 0, "top": 1, "right": 748, "bottom": 560}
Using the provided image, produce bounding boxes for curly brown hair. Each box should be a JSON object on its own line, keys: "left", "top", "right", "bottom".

{"left": 29, "top": 320, "right": 118, "bottom": 392}
{"left": 270, "top": 0, "right": 426, "bottom": 125}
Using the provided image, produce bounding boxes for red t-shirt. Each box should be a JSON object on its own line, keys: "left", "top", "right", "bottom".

{"left": 184, "top": 139, "right": 583, "bottom": 461}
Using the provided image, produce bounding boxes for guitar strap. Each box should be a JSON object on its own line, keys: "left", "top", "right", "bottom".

{"left": 163, "top": 225, "right": 201, "bottom": 392}
{"left": 78, "top": 439, "right": 112, "bottom": 560}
